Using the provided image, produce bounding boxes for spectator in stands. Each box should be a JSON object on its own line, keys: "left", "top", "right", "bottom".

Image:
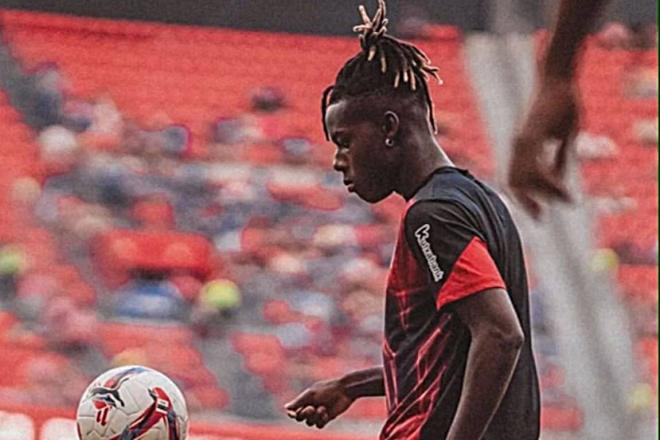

{"left": 595, "top": 21, "right": 657, "bottom": 50}
{"left": 212, "top": 116, "right": 251, "bottom": 145}
{"left": 625, "top": 65, "right": 658, "bottom": 99}
{"left": 633, "top": 119, "right": 658, "bottom": 145}
{"left": 161, "top": 124, "right": 190, "bottom": 156}
{"left": 251, "top": 86, "right": 286, "bottom": 113}
{"left": 280, "top": 136, "right": 315, "bottom": 166}
{"left": 575, "top": 131, "right": 618, "bottom": 159}
{"left": 340, "top": 287, "right": 383, "bottom": 336}
{"left": 612, "top": 241, "right": 658, "bottom": 265}
{"left": 169, "top": 273, "right": 203, "bottom": 303}
{"left": 396, "top": 4, "right": 433, "bottom": 40}
{"left": 30, "top": 63, "right": 68, "bottom": 129}
{"left": 113, "top": 270, "right": 187, "bottom": 321}
{"left": 190, "top": 279, "right": 241, "bottom": 337}
{"left": 0, "top": 244, "right": 26, "bottom": 303}
{"left": 76, "top": 95, "right": 124, "bottom": 150}
{"left": 590, "top": 194, "right": 636, "bottom": 215}
{"left": 87, "top": 155, "right": 134, "bottom": 208}
{"left": 40, "top": 292, "right": 98, "bottom": 352}
{"left": 61, "top": 96, "right": 94, "bottom": 132}
{"left": 15, "top": 272, "right": 61, "bottom": 322}
{"left": 11, "top": 176, "right": 41, "bottom": 209}
{"left": 596, "top": 21, "right": 633, "bottom": 50}
{"left": 143, "top": 113, "right": 191, "bottom": 158}
{"left": 122, "top": 119, "right": 149, "bottom": 154}
{"left": 37, "top": 124, "right": 80, "bottom": 175}
{"left": 274, "top": 321, "right": 314, "bottom": 351}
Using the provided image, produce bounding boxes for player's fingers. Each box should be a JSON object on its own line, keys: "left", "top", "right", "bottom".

{"left": 284, "top": 390, "right": 311, "bottom": 411}
{"left": 315, "top": 407, "right": 330, "bottom": 429}
{"left": 303, "top": 406, "right": 321, "bottom": 427}
{"left": 313, "top": 406, "right": 328, "bottom": 428}
{"left": 552, "top": 130, "right": 576, "bottom": 178}
{"left": 302, "top": 405, "right": 317, "bottom": 421}
{"left": 303, "top": 407, "right": 317, "bottom": 426}
{"left": 296, "top": 406, "right": 311, "bottom": 422}
{"left": 512, "top": 187, "right": 542, "bottom": 220}
{"left": 532, "top": 172, "right": 571, "bottom": 203}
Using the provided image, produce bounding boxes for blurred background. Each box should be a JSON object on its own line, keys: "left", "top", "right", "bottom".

{"left": 0, "top": 1, "right": 655, "bottom": 439}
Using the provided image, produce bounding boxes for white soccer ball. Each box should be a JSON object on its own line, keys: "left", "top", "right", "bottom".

{"left": 76, "top": 365, "right": 188, "bottom": 440}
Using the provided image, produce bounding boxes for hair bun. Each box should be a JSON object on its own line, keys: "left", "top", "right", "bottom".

{"left": 353, "top": 0, "right": 389, "bottom": 53}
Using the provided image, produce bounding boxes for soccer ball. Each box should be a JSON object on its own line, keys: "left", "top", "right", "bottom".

{"left": 76, "top": 365, "right": 189, "bottom": 440}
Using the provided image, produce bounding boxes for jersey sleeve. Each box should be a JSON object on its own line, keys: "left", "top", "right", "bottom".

{"left": 404, "top": 200, "right": 506, "bottom": 311}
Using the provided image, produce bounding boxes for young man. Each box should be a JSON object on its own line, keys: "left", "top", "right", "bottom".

{"left": 286, "top": 1, "right": 540, "bottom": 439}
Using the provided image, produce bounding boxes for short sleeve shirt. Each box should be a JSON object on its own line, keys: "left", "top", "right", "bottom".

{"left": 380, "top": 167, "right": 540, "bottom": 440}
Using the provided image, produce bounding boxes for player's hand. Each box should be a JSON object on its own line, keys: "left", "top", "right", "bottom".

{"left": 509, "top": 75, "right": 578, "bottom": 218}
{"left": 284, "top": 379, "right": 354, "bottom": 429}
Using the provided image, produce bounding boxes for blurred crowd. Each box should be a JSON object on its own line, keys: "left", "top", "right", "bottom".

{"left": 0, "top": 18, "right": 655, "bottom": 430}
{"left": 596, "top": 22, "right": 657, "bottom": 51}
{"left": 0, "top": 59, "right": 404, "bottom": 416}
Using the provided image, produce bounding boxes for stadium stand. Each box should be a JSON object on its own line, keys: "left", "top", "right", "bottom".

{"left": 535, "top": 30, "right": 658, "bottom": 410}
{"left": 0, "top": 8, "right": 654, "bottom": 438}
{"left": 578, "top": 40, "right": 657, "bottom": 400}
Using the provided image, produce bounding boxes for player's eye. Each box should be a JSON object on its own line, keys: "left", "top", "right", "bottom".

{"left": 336, "top": 138, "right": 350, "bottom": 150}
{"left": 332, "top": 134, "right": 350, "bottom": 150}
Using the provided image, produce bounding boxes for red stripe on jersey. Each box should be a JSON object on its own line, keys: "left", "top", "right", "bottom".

{"left": 385, "top": 414, "right": 427, "bottom": 440}
{"left": 415, "top": 314, "right": 452, "bottom": 383}
{"left": 435, "top": 236, "right": 506, "bottom": 310}
{"left": 380, "top": 371, "right": 446, "bottom": 440}
{"left": 383, "top": 338, "right": 398, "bottom": 411}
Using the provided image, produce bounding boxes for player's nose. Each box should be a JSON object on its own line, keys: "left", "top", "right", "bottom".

{"left": 333, "top": 152, "right": 347, "bottom": 173}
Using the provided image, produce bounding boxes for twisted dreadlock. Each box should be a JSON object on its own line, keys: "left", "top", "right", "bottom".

{"left": 321, "top": 0, "right": 442, "bottom": 140}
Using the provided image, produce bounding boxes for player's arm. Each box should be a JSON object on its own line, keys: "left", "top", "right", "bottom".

{"left": 545, "top": 0, "right": 609, "bottom": 78}
{"left": 340, "top": 366, "right": 385, "bottom": 399}
{"left": 284, "top": 366, "right": 384, "bottom": 429}
{"left": 509, "top": 0, "right": 609, "bottom": 218}
{"left": 445, "top": 288, "right": 524, "bottom": 440}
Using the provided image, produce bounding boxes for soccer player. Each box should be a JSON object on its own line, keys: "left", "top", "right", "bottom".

{"left": 509, "top": 0, "right": 608, "bottom": 218}
{"left": 285, "top": 1, "right": 540, "bottom": 439}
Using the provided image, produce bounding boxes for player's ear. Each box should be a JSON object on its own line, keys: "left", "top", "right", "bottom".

{"left": 382, "top": 111, "right": 400, "bottom": 142}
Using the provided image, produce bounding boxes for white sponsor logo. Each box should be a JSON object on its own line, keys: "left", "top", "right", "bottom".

{"left": 414, "top": 224, "right": 445, "bottom": 282}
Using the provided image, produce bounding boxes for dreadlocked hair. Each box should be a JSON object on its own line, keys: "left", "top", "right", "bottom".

{"left": 321, "top": 0, "right": 442, "bottom": 140}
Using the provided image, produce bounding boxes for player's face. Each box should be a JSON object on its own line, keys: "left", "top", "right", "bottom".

{"left": 325, "top": 100, "right": 398, "bottom": 203}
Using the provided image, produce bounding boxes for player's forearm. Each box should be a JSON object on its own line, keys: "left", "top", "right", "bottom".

{"left": 446, "top": 331, "right": 523, "bottom": 440}
{"left": 544, "top": 0, "right": 609, "bottom": 78}
{"left": 339, "top": 366, "right": 385, "bottom": 400}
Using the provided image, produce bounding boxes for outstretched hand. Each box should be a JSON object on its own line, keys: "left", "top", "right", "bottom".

{"left": 284, "top": 379, "right": 355, "bottom": 429}
{"left": 509, "top": 75, "right": 579, "bottom": 218}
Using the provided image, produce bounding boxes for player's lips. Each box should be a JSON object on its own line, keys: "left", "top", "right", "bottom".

{"left": 343, "top": 180, "right": 355, "bottom": 192}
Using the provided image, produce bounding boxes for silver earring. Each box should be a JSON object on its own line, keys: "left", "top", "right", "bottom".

{"left": 385, "top": 138, "right": 394, "bottom": 147}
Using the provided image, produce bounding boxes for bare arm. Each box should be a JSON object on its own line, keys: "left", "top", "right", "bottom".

{"left": 445, "top": 288, "right": 525, "bottom": 440}
{"left": 285, "top": 367, "right": 384, "bottom": 429}
{"left": 545, "top": 0, "right": 610, "bottom": 78}
{"left": 340, "top": 366, "right": 385, "bottom": 399}
{"left": 509, "top": 0, "right": 609, "bottom": 218}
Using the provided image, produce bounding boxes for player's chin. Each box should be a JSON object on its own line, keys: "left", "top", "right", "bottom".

{"left": 356, "top": 186, "right": 392, "bottom": 203}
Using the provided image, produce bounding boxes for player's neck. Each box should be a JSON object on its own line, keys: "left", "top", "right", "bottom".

{"left": 397, "top": 137, "right": 454, "bottom": 201}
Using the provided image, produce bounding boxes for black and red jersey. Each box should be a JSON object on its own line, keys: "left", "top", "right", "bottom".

{"left": 380, "top": 167, "right": 540, "bottom": 440}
